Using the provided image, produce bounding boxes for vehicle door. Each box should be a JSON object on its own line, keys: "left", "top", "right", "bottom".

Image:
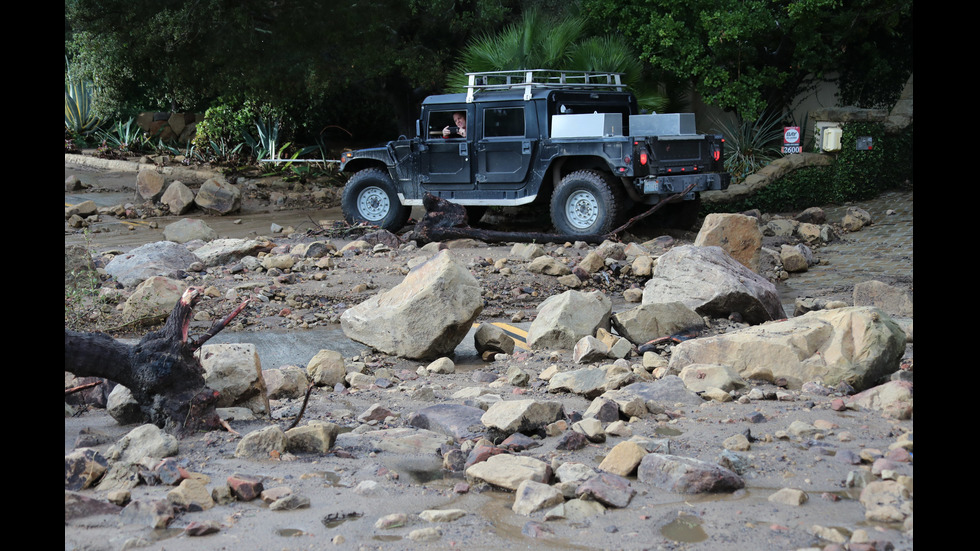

{"left": 475, "top": 102, "right": 537, "bottom": 186}
{"left": 419, "top": 107, "right": 473, "bottom": 189}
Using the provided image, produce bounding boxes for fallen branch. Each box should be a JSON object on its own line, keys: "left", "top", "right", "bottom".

{"left": 65, "top": 381, "right": 102, "bottom": 397}
{"left": 286, "top": 382, "right": 317, "bottom": 431}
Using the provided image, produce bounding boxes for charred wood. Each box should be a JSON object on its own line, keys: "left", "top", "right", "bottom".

{"left": 64, "top": 287, "right": 246, "bottom": 436}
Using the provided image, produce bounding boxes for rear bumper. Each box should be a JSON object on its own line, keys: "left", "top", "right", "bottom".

{"left": 638, "top": 172, "right": 730, "bottom": 197}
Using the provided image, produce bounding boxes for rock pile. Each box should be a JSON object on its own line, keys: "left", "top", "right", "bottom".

{"left": 66, "top": 198, "right": 912, "bottom": 549}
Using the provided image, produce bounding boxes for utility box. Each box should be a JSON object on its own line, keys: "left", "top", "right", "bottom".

{"left": 630, "top": 113, "right": 696, "bottom": 136}
{"left": 815, "top": 122, "right": 842, "bottom": 152}
{"left": 552, "top": 113, "right": 623, "bottom": 138}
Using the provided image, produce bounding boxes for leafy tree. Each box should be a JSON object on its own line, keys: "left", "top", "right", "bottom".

{"left": 65, "top": 0, "right": 525, "bottom": 142}
{"left": 581, "top": 0, "right": 913, "bottom": 119}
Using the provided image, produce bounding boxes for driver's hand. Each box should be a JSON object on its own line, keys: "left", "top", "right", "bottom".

{"left": 442, "top": 126, "right": 451, "bottom": 137}
{"left": 458, "top": 128, "right": 466, "bottom": 137}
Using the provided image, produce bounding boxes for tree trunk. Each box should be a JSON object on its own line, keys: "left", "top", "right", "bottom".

{"left": 64, "top": 287, "right": 244, "bottom": 436}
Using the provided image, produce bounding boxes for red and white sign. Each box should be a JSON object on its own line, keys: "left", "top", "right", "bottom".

{"left": 782, "top": 126, "right": 801, "bottom": 154}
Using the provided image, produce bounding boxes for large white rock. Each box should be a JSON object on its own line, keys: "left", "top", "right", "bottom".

{"left": 527, "top": 290, "right": 611, "bottom": 350}
{"left": 197, "top": 343, "right": 270, "bottom": 415}
{"left": 340, "top": 250, "right": 483, "bottom": 359}
{"left": 642, "top": 245, "right": 786, "bottom": 323}
{"left": 668, "top": 307, "right": 905, "bottom": 391}
{"left": 694, "top": 213, "right": 763, "bottom": 273}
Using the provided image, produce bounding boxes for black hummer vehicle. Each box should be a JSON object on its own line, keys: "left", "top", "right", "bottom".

{"left": 339, "top": 70, "right": 730, "bottom": 236}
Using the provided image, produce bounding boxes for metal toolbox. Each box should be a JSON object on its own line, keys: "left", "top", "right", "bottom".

{"left": 629, "top": 113, "right": 697, "bottom": 136}
{"left": 551, "top": 113, "right": 623, "bottom": 138}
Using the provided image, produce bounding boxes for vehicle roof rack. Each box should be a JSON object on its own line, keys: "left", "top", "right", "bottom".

{"left": 465, "top": 70, "right": 626, "bottom": 103}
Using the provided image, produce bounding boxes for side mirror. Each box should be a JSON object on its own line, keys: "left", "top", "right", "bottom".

{"left": 415, "top": 120, "right": 420, "bottom": 138}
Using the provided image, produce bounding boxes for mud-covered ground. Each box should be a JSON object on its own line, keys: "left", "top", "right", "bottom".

{"left": 65, "top": 159, "right": 913, "bottom": 551}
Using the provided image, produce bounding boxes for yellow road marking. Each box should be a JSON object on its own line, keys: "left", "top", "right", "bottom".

{"left": 472, "top": 321, "right": 530, "bottom": 350}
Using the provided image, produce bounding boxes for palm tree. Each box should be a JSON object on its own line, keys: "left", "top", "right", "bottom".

{"left": 446, "top": 9, "right": 667, "bottom": 113}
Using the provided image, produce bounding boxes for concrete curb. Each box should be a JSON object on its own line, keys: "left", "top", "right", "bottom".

{"left": 65, "top": 154, "right": 220, "bottom": 184}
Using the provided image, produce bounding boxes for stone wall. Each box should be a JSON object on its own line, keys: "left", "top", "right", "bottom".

{"left": 134, "top": 112, "right": 198, "bottom": 144}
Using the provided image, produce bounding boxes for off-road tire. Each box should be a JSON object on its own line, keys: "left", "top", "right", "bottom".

{"left": 341, "top": 168, "right": 411, "bottom": 231}
{"left": 550, "top": 169, "right": 623, "bottom": 236}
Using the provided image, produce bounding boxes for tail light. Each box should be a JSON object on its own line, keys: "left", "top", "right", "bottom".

{"left": 639, "top": 149, "right": 649, "bottom": 165}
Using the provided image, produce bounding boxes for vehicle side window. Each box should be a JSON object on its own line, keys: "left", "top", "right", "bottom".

{"left": 483, "top": 107, "right": 524, "bottom": 138}
{"left": 427, "top": 111, "right": 459, "bottom": 139}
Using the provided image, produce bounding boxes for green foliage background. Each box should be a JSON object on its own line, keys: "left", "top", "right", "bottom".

{"left": 708, "top": 122, "right": 914, "bottom": 215}
{"left": 65, "top": 0, "right": 912, "bottom": 176}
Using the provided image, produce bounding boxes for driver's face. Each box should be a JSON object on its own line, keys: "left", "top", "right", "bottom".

{"left": 453, "top": 113, "right": 466, "bottom": 128}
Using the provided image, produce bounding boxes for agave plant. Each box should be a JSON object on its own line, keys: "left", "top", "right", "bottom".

{"left": 243, "top": 118, "right": 281, "bottom": 161}
{"left": 710, "top": 110, "right": 785, "bottom": 183}
{"left": 96, "top": 118, "right": 141, "bottom": 153}
{"left": 65, "top": 58, "right": 101, "bottom": 136}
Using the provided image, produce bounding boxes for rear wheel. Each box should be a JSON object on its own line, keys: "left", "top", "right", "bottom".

{"left": 550, "top": 169, "right": 622, "bottom": 236}
{"left": 341, "top": 168, "right": 411, "bottom": 231}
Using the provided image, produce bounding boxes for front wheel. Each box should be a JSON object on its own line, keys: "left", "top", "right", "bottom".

{"left": 341, "top": 168, "right": 411, "bottom": 231}
{"left": 550, "top": 170, "right": 622, "bottom": 236}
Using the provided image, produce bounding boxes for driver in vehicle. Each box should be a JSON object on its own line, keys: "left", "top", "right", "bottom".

{"left": 442, "top": 111, "right": 467, "bottom": 138}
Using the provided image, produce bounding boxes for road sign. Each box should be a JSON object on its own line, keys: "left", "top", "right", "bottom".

{"left": 783, "top": 126, "right": 801, "bottom": 154}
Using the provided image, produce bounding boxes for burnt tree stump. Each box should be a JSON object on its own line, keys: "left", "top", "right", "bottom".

{"left": 65, "top": 287, "right": 246, "bottom": 436}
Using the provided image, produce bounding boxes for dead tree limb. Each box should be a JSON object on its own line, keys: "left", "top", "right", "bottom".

{"left": 64, "top": 287, "right": 249, "bottom": 436}
{"left": 411, "top": 183, "right": 697, "bottom": 245}
{"left": 65, "top": 381, "right": 102, "bottom": 397}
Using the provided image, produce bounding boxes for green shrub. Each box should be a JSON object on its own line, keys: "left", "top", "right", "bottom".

{"left": 193, "top": 97, "right": 259, "bottom": 148}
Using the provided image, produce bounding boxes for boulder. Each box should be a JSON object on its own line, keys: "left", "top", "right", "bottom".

{"left": 163, "top": 218, "right": 217, "bottom": 244}
{"left": 136, "top": 169, "right": 166, "bottom": 201}
{"left": 120, "top": 276, "right": 187, "bottom": 322}
{"left": 694, "top": 213, "right": 763, "bottom": 272}
{"left": 611, "top": 302, "right": 706, "bottom": 345}
{"left": 197, "top": 343, "right": 270, "bottom": 414}
{"left": 161, "top": 181, "right": 195, "bottom": 215}
{"left": 481, "top": 399, "right": 564, "bottom": 435}
{"left": 191, "top": 238, "right": 273, "bottom": 267}
{"left": 465, "top": 454, "right": 551, "bottom": 491}
{"left": 527, "top": 290, "right": 612, "bottom": 350}
{"left": 668, "top": 307, "right": 906, "bottom": 391}
{"left": 474, "top": 323, "right": 516, "bottom": 357}
{"left": 637, "top": 453, "right": 744, "bottom": 494}
{"left": 340, "top": 250, "right": 483, "bottom": 359}
{"left": 194, "top": 178, "right": 241, "bottom": 214}
{"left": 105, "top": 241, "right": 199, "bottom": 287}
{"left": 642, "top": 245, "right": 786, "bottom": 324}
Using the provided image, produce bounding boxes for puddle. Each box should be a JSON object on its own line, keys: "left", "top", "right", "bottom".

{"left": 385, "top": 456, "right": 459, "bottom": 485}
{"left": 475, "top": 491, "right": 597, "bottom": 550}
{"left": 661, "top": 513, "right": 708, "bottom": 543}
{"left": 301, "top": 470, "right": 343, "bottom": 487}
{"left": 275, "top": 528, "right": 309, "bottom": 537}
{"left": 654, "top": 426, "right": 683, "bottom": 437}
{"left": 141, "top": 528, "right": 183, "bottom": 543}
